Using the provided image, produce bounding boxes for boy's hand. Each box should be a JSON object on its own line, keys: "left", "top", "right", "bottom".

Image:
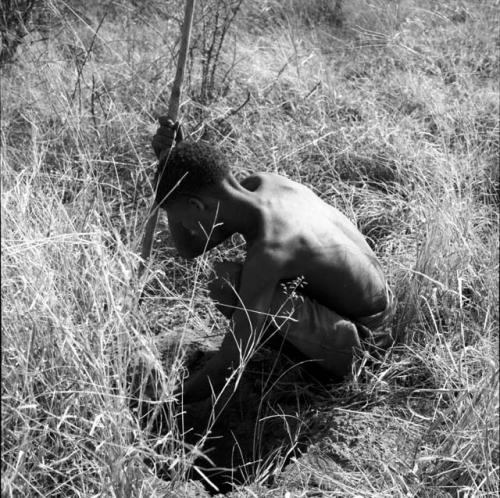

{"left": 151, "top": 117, "right": 184, "bottom": 162}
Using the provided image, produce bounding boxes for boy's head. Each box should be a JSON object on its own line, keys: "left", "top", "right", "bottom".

{"left": 156, "top": 141, "right": 230, "bottom": 206}
{"left": 156, "top": 141, "right": 231, "bottom": 237}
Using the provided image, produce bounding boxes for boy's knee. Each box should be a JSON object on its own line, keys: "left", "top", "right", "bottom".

{"left": 333, "top": 319, "right": 361, "bottom": 349}
{"left": 323, "top": 320, "right": 361, "bottom": 378}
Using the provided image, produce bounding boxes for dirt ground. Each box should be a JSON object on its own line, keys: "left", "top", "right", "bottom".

{"left": 150, "top": 318, "right": 423, "bottom": 497}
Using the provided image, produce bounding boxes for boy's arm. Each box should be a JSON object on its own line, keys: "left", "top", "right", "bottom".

{"left": 180, "top": 249, "right": 284, "bottom": 402}
{"left": 167, "top": 210, "right": 230, "bottom": 258}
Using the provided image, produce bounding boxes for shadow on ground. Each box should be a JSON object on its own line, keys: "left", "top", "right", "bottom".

{"left": 178, "top": 342, "right": 328, "bottom": 494}
{"left": 148, "top": 329, "right": 422, "bottom": 496}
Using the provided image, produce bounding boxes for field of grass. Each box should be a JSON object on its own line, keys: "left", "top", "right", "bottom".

{"left": 2, "top": 0, "right": 499, "bottom": 496}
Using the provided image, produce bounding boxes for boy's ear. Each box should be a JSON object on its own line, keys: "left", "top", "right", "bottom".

{"left": 188, "top": 197, "right": 205, "bottom": 212}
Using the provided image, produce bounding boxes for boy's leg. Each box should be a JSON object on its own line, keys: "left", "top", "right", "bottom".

{"left": 208, "top": 261, "right": 362, "bottom": 379}
{"left": 355, "top": 285, "right": 396, "bottom": 353}
{"left": 267, "top": 291, "right": 361, "bottom": 379}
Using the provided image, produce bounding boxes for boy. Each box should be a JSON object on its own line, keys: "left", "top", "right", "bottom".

{"left": 151, "top": 122, "right": 394, "bottom": 405}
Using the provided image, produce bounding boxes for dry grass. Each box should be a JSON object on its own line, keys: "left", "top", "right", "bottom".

{"left": 2, "top": 0, "right": 498, "bottom": 496}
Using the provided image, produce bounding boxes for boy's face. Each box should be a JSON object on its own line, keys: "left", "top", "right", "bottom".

{"left": 166, "top": 196, "right": 219, "bottom": 238}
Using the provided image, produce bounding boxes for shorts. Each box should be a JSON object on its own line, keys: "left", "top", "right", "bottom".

{"left": 268, "top": 285, "right": 395, "bottom": 378}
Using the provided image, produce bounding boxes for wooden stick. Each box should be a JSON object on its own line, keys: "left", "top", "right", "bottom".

{"left": 168, "top": 0, "right": 196, "bottom": 120}
{"left": 139, "top": 0, "right": 196, "bottom": 278}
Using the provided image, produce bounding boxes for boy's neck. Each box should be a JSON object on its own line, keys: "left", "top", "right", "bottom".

{"left": 207, "top": 176, "right": 262, "bottom": 243}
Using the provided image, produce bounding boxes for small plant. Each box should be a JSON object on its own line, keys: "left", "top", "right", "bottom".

{"left": 188, "top": 0, "right": 244, "bottom": 103}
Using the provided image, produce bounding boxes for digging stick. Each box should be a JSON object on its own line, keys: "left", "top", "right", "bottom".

{"left": 139, "top": 0, "right": 196, "bottom": 278}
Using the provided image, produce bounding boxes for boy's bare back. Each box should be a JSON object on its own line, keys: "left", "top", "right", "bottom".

{"left": 240, "top": 172, "right": 388, "bottom": 318}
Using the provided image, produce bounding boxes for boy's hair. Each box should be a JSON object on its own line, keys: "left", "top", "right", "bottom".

{"left": 156, "top": 141, "right": 230, "bottom": 205}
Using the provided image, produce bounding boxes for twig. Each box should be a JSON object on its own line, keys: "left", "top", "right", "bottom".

{"left": 223, "top": 90, "right": 252, "bottom": 119}
{"left": 70, "top": 10, "right": 108, "bottom": 103}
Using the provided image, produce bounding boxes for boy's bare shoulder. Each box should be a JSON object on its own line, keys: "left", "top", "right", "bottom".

{"left": 241, "top": 172, "right": 310, "bottom": 199}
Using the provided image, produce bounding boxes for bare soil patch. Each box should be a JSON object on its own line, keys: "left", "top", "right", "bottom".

{"left": 154, "top": 325, "right": 422, "bottom": 496}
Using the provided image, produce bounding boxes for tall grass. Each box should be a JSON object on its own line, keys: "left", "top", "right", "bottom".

{"left": 2, "top": 0, "right": 498, "bottom": 496}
